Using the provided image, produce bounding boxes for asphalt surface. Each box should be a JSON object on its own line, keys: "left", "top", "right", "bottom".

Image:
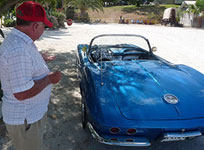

{"left": 1, "top": 23, "right": 204, "bottom": 150}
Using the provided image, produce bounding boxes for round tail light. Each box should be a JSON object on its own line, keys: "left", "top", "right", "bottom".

{"left": 126, "top": 128, "right": 136, "bottom": 135}
{"left": 110, "top": 127, "right": 120, "bottom": 134}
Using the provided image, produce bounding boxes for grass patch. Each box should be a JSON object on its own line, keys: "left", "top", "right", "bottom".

{"left": 160, "top": 4, "right": 180, "bottom": 8}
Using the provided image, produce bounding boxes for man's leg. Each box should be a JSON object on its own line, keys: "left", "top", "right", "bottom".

{"left": 6, "top": 113, "right": 47, "bottom": 150}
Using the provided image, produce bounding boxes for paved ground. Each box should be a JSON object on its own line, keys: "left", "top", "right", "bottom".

{"left": 1, "top": 23, "right": 204, "bottom": 150}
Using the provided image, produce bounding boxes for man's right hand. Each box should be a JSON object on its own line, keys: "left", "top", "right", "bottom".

{"left": 48, "top": 71, "right": 62, "bottom": 84}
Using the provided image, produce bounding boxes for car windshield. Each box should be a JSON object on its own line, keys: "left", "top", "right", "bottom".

{"left": 88, "top": 34, "right": 152, "bottom": 62}
{"left": 89, "top": 34, "right": 150, "bottom": 53}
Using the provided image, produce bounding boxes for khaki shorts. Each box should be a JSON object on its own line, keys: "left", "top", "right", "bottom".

{"left": 6, "top": 113, "right": 47, "bottom": 150}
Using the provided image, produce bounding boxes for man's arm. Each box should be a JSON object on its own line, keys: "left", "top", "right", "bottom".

{"left": 14, "top": 71, "right": 61, "bottom": 101}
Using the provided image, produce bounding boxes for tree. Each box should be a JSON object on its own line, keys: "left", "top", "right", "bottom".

{"left": 0, "top": 0, "right": 24, "bottom": 17}
{"left": 0, "top": 0, "right": 59, "bottom": 17}
{"left": 68, "top": 0, "right": 103, "bottom": 20}
{"left": 196, "top": 0, "right": 204, "bottom": 12}
{"left": 185, "top": 0, "right": 204, "bottom": 16}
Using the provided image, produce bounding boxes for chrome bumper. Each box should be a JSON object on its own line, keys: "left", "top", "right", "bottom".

{"left": 161, "top": 131, "right": 202, "bottom": 142}
{"left": 87, "top": 123, "right": 151, "bottom": 147}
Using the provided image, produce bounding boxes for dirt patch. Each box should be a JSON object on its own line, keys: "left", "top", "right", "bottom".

{"left": 87, "top": 5, "right": 165, "bottom": 24}
{"left": 88, "top": 8, "right": 148, "bottom": 23}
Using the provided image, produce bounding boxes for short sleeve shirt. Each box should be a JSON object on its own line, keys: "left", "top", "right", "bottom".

{"left": 0, "top": 28, "right": 52, "bottom": 125}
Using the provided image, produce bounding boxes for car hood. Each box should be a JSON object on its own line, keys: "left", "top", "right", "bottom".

{"left": 103, "top": 60, "right": 204, "bottom": 120}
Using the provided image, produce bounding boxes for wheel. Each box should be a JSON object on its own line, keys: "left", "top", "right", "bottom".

{"left": 81, "top": 94, "right": 87, "bottom": 129}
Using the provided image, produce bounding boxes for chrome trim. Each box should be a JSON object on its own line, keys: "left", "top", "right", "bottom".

{"left": 163, "top": 94, "right": 179, "bottom": 104}
{"left": 87, "top": 123, "right": 151, "bottom": 147}
{"left": 161, "top": 131, "right": 202, "bottom": 142}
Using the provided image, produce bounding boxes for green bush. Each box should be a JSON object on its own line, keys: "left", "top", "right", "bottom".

{"left": 51, "top": 11, "right": 66, "bottom": 28}
{"left": 3, "top": 19, "right": 16, "bottom": 27}
{"left": 66, "top": 7, "right": 75, "bottom": 19}
{"left": 48, "top": 16, "right": 59, "bottom": 29}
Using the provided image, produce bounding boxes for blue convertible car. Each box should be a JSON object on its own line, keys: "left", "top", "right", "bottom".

{"left": 76, "top": 34, "right": 204, "bottom": 146}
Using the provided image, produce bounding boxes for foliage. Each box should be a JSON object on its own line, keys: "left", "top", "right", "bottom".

{"left": 160, "top": 4, "right": 180, "bottom": 9}
{"left": 128, "top": 0, "right": 142, "bottom": 7}
{"left": 196, "top": 0, "right": 204, "bottom": 12}
{"left": 65, "top": 7, "right": 75, "bottom": 19}
{"left": 182, "top": 0, "right": 203, "bottom": 17}
{"left": 0, "top": 0, "right": 23, "bottom": 17}
{"left": 187, "top": 4, "right": 200, "bottom": 16}
{"left": 51, "top": 11, "right": 66, "bottom": 27}
{"left": 3, "top": 19, "right": 16, "bottom": 27}
{"left": 34, "top": 0, "right": 57, "bottom": 10}
{"left": 48, "top": 16, "right": 59, "bottom": 29}
{"left": 68, "top": 0, "right": 103, "bottom": 22}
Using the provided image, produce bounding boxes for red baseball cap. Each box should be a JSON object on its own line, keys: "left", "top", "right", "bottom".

{"left": 16, "top": 1, "right": 53, "bottom": 28}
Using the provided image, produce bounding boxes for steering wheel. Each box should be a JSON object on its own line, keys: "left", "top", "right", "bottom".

{"left": 92, "top": 47, "right": 114, "bottom": 62}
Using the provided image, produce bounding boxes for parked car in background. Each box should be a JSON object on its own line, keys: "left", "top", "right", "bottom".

{"left": 77, "top": 34, "right": 204, "bottom": 146}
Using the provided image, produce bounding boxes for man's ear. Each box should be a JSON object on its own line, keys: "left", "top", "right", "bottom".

{"left": 31, "top": 22, "right": 39, "bottom": 33}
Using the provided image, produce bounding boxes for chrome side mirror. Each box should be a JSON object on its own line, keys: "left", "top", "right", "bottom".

{"left": 152, "top": 47, "right": 157, "bottom": 52}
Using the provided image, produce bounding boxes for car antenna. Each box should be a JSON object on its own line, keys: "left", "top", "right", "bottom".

{"left": 100, "top": 49, "right": 104, "bottom": 86}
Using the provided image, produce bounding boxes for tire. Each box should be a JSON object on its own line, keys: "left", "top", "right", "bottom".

{"left": 81, "top": 94, "right": 87, "bottom": 129}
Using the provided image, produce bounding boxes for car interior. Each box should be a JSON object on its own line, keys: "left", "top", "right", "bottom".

{"left": 90, "top": 45, "right": 157, "bottom": 62}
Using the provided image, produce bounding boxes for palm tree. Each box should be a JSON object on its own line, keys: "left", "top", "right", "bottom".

{"left": 196, "top": 0, "right": 204, "bottom": 13}
{"left": 186, "top": 4, "right": 199, "bottom": 16}
{"left": 68, "top": 0, "right": 103, "bottom": 20}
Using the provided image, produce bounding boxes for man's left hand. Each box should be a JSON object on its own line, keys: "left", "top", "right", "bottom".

{"left": 41, "top": 53, "right": 56, "bottom": 61}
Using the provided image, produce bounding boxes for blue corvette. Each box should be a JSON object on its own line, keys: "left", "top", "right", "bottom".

{"left": 76, "top": 34, "right": 204, "bottom": 146}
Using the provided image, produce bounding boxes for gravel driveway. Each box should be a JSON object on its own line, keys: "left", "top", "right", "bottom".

{"left": 1, "top": 23, "right": 204, "bottom": 150}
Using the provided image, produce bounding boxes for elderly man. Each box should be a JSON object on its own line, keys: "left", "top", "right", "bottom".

{"left": 0, "top": 1, "right": 62, "bottom": 150}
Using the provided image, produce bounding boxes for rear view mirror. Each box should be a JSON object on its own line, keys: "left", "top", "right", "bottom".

{"left": 152, "top": 47, "right": 157, "bottom": 52}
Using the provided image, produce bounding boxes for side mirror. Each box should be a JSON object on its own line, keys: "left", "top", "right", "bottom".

{"left": 152, "top": 47, "right": 157, "bottom": 52}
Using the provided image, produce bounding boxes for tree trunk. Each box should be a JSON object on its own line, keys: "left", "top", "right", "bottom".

{"left": 80, "top": 9, "right": 87, "bottom": 19}
{"left": 80, "top": 9, "right": 89, "bottom": 22}
{"left": 0, "top": 0, "right": 21, "bottom": 17}
{"left": 61, "top": 0, "right": 64, "bottom": 9}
